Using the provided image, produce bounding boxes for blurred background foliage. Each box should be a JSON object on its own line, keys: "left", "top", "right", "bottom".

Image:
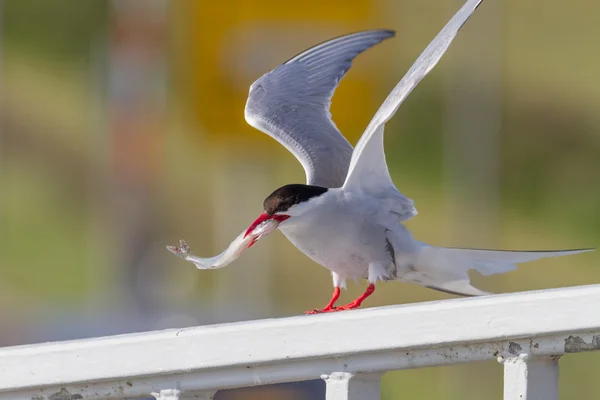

{"left": 0, "top": 0, "right": 599, "bottom": 399}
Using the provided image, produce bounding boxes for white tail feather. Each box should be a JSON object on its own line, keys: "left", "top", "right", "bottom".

{"left": 403, "top": 245, "right": 594, "bottom": 297}
{"left": 439, "top": 247, "right": 594, "bottom": 276}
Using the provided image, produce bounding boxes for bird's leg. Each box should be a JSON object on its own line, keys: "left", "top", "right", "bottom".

{"left": 305, "top": 287, "right": 341, "bottom": 314}
{"left": 335, "top": 284, "right": 375, "bottom": 311}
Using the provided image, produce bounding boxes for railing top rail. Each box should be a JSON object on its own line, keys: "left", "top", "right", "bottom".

{"left": 1, "top": 284, "right": 599, "bottom": 398}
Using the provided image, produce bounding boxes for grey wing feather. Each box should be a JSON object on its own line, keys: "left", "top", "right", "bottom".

{"left": 245, "top": 30, "right": 395, "bottom": 188}
{"left": 343, "top": 0, "right": 483, "bottom": 220}
{"left": 425, "top": 284, "right": 490, "bottom": 297}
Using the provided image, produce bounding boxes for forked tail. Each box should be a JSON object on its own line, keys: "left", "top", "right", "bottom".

{"left": 412, "top": 246, "right": 594, "bottom": 297}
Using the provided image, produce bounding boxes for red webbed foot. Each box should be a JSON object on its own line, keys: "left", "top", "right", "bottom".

{"left": 305, "top": 284, "right": 375, "bottom": 314}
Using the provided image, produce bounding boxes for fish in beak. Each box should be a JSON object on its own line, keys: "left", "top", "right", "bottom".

{"left": 166, "top": 213, "right": 286, "bottom": 270}
{"left": 244, "top": 212, "right": 290, "bottom": 247}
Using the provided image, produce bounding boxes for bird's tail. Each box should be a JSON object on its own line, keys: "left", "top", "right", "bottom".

{"left": 411, "top": 245, "right": 594, "bottom": 297}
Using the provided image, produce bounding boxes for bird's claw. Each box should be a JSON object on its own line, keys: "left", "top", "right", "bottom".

{"left": 305, "top": 307, "right": 339, "bottom": 315}
{"left": 166, "top": 239, "right": 191, "bottom": 259}
{"left": 305, "top": 302, "right": 361, "bottom": 314}
{"left": 332, "top": 304, "right": 357, "bottom": 311}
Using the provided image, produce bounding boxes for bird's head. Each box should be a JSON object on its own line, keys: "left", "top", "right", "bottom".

{"left": 243, "top": 184, "right": 328, "bottom": 247}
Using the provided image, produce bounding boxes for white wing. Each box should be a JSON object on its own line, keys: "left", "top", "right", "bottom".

{"left": 342, "top": 0, "right": 483, "bottom": 219}
{"left": 245, "top": 30, "right": 395, "bottom": 188}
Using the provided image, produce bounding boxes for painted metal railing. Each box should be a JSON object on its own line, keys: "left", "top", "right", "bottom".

{"left": 1, "top": 284, "right": 599, "bottom": 400}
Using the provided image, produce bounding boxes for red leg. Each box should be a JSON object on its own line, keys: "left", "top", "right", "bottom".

{"left": 305, "top": 287, "right": 341, "bottom": 314}
{"left": 335, "top": 284, "right": 375, "bottom": 311}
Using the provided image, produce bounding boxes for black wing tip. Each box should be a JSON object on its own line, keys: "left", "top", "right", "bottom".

{"left": 373, "top": 29, "right": 396, "bottom": 41}
{"left": 283, "top": 29, "right": 396, "bottom": 65}
{"left": 570, "top": 248, "right": 597, "bottom": 253}
{"left": 362, "top": 28, "right": 396, "bottom": 35}
{"left": 380, "top": 28, "right": 397, "bottom": 38}
{"left": 446, "top": 247, "right": 595, "bottom": 253}
{"left": 425, "top": 285, "right": 488, "bottom": 297}
{"left": 340, "top": 28, "right": 396, "bottom": 40}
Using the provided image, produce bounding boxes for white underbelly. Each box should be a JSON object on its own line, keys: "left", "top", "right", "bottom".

{"left": 278, "top": 215, "right": 387, "bottom": 279}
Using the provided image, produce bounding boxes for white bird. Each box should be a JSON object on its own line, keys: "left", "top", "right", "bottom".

{"left": 168, "top": 0, "right": 593, "bottom": 313}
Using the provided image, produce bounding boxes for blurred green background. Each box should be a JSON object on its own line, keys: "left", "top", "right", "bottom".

{"left": 0, "top": 0, "right": 598, "bottom": 399}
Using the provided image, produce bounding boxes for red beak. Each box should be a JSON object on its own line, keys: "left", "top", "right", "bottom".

{"left": 244, "top": 212, "right": 290, "bottom": 247}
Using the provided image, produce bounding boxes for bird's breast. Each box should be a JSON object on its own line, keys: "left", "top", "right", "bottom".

{"left": 278, "top": 210, "right": 387, "bottom": 277}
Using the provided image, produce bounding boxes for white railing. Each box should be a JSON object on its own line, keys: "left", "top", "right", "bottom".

{"left": 1, "top": 284, "right": 599, "bottom": 400}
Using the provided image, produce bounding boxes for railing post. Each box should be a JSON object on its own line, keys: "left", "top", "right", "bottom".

{"left": 151, "top": 389, "right": 217, "bottom": 400}
{"left": 502, "top": 355, "right": 559, "bottom": 400}
{"left": 322, "top": 372, "right": 382, "bottom": 400}
{"left": 152, "top": 389, "right": 182, "bottom": 400}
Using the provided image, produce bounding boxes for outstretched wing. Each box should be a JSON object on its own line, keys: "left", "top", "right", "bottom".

{"left": 245, "top": 30, "right": 395, "bottom": 188}
{"left": 342, "top": 0, "right": 483, "bottom": 220}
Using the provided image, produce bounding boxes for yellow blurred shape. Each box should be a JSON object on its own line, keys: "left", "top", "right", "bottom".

{"left": 178, "top": 0, "right": 383, "bottom": 144}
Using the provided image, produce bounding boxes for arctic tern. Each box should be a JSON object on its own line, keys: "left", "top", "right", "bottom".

{"left": 168, "top": 0, "right": 592, "bottom": 313}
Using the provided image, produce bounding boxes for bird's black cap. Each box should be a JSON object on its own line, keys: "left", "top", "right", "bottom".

{"left": 263, "top": 184, "right": 328, "bottom": 215}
